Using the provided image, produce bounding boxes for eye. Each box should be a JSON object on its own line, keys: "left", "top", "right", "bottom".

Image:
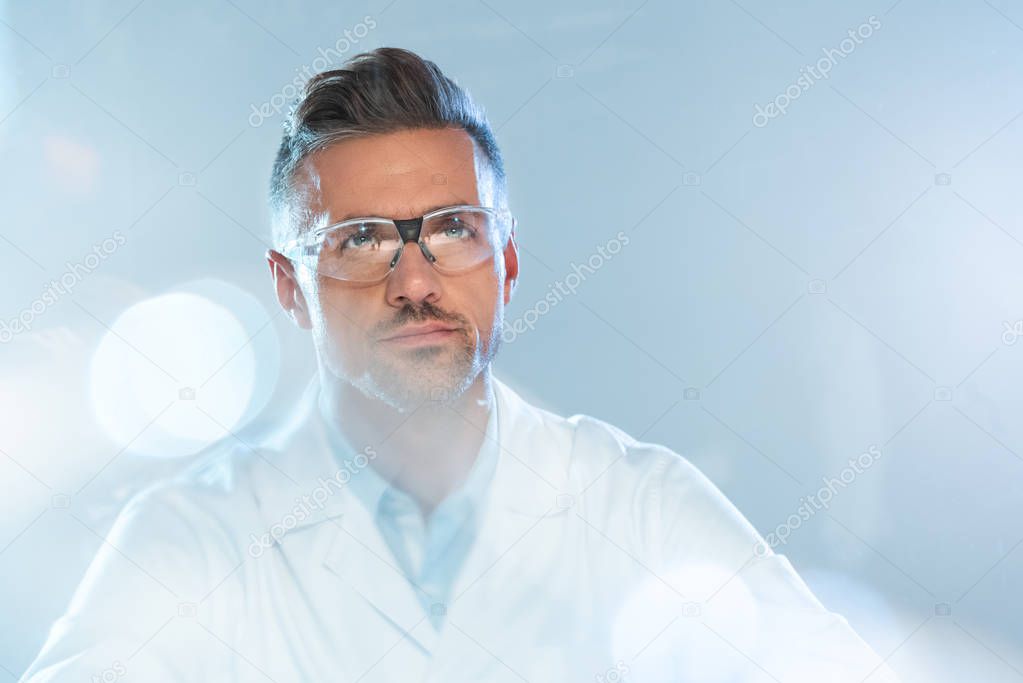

{"left": 339, "top": 224, "right": 382, "bottom": 251}
{"left": 438, "top": 217, "right": 477, "bottom": 240}
{"left": 344, "top": 233, "right": 375, "bottom": 248}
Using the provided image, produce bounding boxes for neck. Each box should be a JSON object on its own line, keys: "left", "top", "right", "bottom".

{"left": 319, "top": 367, "right": 495, "bottom": 516}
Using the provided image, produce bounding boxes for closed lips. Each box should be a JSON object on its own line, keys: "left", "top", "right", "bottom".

{"left": 381, "top": 323, "right": 458, "bottom": 340}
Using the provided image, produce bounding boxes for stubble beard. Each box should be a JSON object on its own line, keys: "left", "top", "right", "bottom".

{"left": 353, "top": 328, "right": 493, "bottom": 413}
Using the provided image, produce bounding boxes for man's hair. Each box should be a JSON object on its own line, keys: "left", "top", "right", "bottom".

{"left": 269, "top": 47, "right": 506, "bottom": 246}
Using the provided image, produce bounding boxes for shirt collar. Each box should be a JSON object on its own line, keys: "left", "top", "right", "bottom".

{"left": 316, "top": 384, "right": 501, "bottom": 523}
{"left": 254, "top": 373, "right": 569, "bottom": 542}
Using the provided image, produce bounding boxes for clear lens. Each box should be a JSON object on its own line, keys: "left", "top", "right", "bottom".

{"left": 316, "top": 219, "right": 402, "bottom": 281}
{"left": 285, "top": 207, "right": 510, "bottom": 283}
{"left": 421, "top": 208, "right": 501, "bottom": 272}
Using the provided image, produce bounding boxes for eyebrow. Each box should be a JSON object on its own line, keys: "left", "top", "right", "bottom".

{"left": 334, "top": 201, "right": 473, "bottom": 223}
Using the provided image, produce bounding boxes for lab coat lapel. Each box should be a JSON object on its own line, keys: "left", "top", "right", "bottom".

{"left": 259, "top": 376, "right": 440, "bottom": 655}
{"left": 321, "top": 502, "right": 441, "bottom": 655}
{"left": 431, "top": 378, "right": 575, "bottom": 677}
{"left": 446, "top": 377, "right": 573, "bottom": 613}
{"left": 263, "top": 374, "right": 574, "bottom": 661}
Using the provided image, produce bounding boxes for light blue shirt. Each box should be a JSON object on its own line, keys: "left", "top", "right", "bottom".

{"left": 317, "top": 390, "right": 500, "bottom": 631}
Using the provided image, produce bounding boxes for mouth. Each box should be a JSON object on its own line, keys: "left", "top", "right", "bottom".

{"left": 380, "top": 322, "right": 461, "bottom": 346}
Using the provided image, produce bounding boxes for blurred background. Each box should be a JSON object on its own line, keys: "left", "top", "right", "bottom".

{"left": 2, "top": 0, "right": 1022, "bottom": 680}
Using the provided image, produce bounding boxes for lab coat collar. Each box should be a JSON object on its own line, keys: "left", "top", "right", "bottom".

{"left": 256, "top": 372, "right": 571, "bottom": 538}
{"left": 315, "top": 378, "right": 502, "bottom": 528}
{"left": 250, "top": 373, "right": 573, "bottom": 656}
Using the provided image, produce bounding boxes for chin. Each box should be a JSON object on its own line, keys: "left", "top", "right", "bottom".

{"left": 360, "top": 356, "right": 480, "bottom": 412}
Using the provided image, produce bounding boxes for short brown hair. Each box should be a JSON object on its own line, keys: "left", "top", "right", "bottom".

{"left": 269, "top": 47, "right": 507, "bottom": 245}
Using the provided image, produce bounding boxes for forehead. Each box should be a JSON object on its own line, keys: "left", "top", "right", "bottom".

{"left": 297, "top": 128, "right": 488, "bottom": 222}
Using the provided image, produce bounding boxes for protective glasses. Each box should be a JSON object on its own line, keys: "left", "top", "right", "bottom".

{"left": 278, "top": 204, "right": 515, "bottom": 283}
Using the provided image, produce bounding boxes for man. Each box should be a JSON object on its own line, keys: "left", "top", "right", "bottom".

{"left": 22, "top": 48, "right": 900, "bottom": 682}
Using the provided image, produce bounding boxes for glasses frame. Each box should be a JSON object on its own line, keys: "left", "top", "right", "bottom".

{"left": 278, "top": 204, "right": 516, "bottom": 284}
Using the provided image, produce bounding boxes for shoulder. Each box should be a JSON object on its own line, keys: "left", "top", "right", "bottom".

{"left": 135, "top": 380, "right": 327, "bottom": 517}
{"left": 558, "top": 409, "right": 723, "bottom": 506}
{"left": 538, "top": 406, "right": 765, "bottom": 566}
{"left": 493, "top": 379, "right": 754, "bottom": 535}
{"left": 105, "top": 402, "right": 312, "bottom": 559}
{"left": 99, "top": 444, "right": 257, "bottom": 570}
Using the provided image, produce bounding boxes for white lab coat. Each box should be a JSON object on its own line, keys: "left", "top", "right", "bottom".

{"left": 21, "top": 375, "right": 901, "bottom": 682}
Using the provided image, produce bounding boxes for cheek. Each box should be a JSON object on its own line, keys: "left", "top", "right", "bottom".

{"left": 488, "top": 256, "right": 509, "bottom": 315}
{"left": 310, "top": 282, "right": 376, "bottom": 361}
{"left": 464, "top": 269, "right": 505, "bottom": 333}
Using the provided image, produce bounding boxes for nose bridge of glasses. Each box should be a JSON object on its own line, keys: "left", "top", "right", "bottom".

{"left": 389, "top": 216, "right": 438, "bottom": 269}
{"left": 392, "top": 217, "right": 423, "bottom": 244}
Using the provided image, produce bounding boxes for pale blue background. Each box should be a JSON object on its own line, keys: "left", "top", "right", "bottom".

{"left": 2, "top": 1, "right": 1022, "bottom": 680}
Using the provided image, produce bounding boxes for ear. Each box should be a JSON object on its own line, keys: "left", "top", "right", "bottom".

{"left": 501, "top": 226, "right": 519, "bottom": 306}
{"left": 266, "top": 249, "right": 312, "bottom": 330}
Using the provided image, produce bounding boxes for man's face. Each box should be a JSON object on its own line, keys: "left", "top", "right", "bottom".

{"left": 270, "top": 128, "right": 518, "bottom": 411}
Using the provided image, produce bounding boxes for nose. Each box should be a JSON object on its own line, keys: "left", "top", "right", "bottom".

{"left": 384, "top": 241, "right": 442, "bottom": 307}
